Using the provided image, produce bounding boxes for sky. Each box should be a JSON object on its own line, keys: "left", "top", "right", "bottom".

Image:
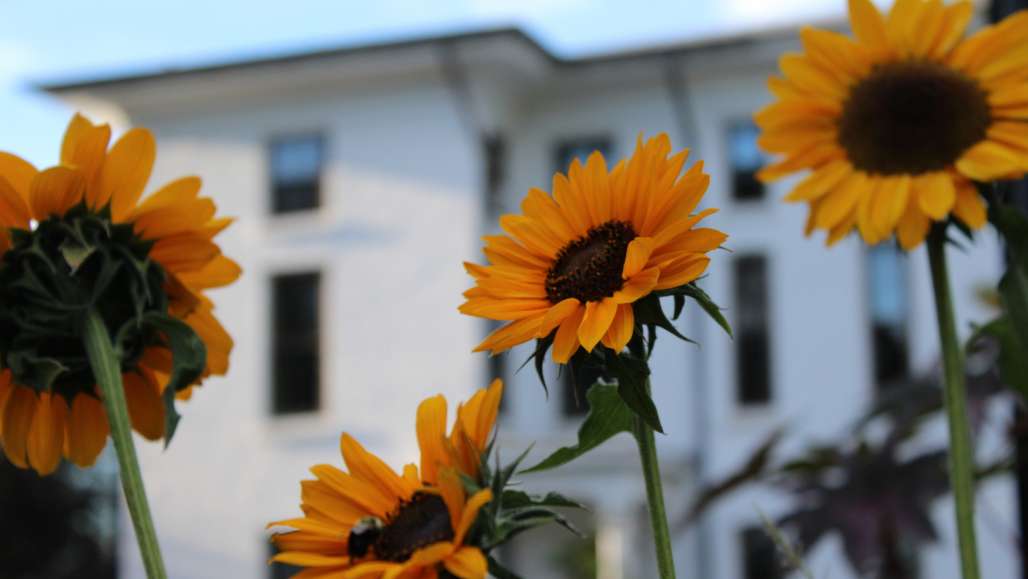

{"left": 0, "top": 0, "right": 842, "bottom": 166}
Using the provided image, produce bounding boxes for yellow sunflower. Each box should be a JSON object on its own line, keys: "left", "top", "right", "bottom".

{"left": 757, "top": 0, "right": 1028, "bottom": 249}
{"left": 270, "top": 386, "right": 502, "bottom": 579}
{"left": 418, "top": 378, "right": 503, "bottom": 484}
{"left": 0, "top": 113, "right": 239, "bottom": 475}
{"left": 460, "top": 134, "right": 724, "bottom": 363}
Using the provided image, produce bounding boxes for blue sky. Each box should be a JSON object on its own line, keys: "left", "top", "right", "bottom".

{"left": 0, "top": 0, "right": 840, "bottom": 166}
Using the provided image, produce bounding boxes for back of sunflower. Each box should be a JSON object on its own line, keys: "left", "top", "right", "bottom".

{"left": 0, "top": 113, "right": 239, "bottom": 579}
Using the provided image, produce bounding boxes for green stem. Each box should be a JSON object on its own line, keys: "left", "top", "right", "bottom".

{"left": 926, "top": 229, "right": 980, "bottom": 579}
{"left": 83, "top": 309, "right": 167, "bottom": 579}
{"left": 632, "top": 379, "right": 677, "bottom": 579}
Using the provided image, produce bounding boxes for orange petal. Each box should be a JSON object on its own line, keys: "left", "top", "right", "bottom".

{"left": 124, "top": 371, "right": 165, "bottom": 441}
{"left": 622, "top": 236, "right": 655, "bottom": 279}
{"left": 102, "top": 128, "right": 156, "bottom": 221}
{"left": 601, "top": 304, "right": 635, "bottom": 353}
{"left": 30, "top": 166, "right": 85, "bottom": 220}
{"left": 2, "top": 386, "right": 37, "bottom": 469}
{"left": 552, "top": 305, "right": 586, "bottom": 363}
{"left": 27, "top": 393, "right": 66, "bottom": 475}
{"left": 577, "top": 298, "right": 617, "bottom": 352}
{"left": 64, "top": 395, "right": 109, "bottom": 468}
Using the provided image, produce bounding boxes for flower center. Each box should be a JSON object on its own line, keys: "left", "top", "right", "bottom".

{"left": 348, "top": 492, "right": 454, "bottom": 563}
{"left": 545, "top": 221, "right": 636, "bottom": 304}
{"left": 837, "top": 60, "right": 991, "bottom": 176}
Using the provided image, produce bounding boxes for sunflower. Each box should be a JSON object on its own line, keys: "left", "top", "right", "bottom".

{"left": 269, "top": 386, "right": 502, "bottom": 579}
{"left": 460, "top": 134, "right": 724, "bottom": 363}
{"left": 757, "top": 0, "right": 1028, "bottom": 249}
{"left": 419, "top": 378, "right": 503, "bottom": 484}
{"left": 0, "top": 113, "right": 239, "bottom": 475}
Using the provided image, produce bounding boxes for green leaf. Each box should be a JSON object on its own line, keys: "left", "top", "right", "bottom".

{"left": 523, "top": 384, "right": 635, "bottom": 473}
{"left": 488, "top": 556, "right": 524, "bottom": 579}
{"left": 974, "top": 316, "right": 1028, "bottom": 397}
{"left": 501, "top": 490, "right": 587, "bottom": 511}
{"left": 607, "top": 353, "right": 662, "bottom": 433}
{"left": 990, "top": 204, "right": 1028, "bottom": 272}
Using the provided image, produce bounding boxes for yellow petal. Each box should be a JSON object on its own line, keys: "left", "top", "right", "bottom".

{"left": 953, "top": 180, "right": 987, "bottom": 229}
{"left": 60, "top": 113, "right": 111, "bottom": 197}
{"left": 897, "top": 201, "right": 930, "bottom": 251}
{"left": 0, "top": 152, "right": 37, "bottom": 202}
{"left": 622, "top": 236, "right": 655, "bottom": 279}
{"left": 654, "top": 256, "right": 709, "bottom": 290}
{"left": 915, "top": 172, "right": 956, "bottom": 220}
{"left": 444, "top": 547, "right": 488, "bottom": 579}
{"left": 601, "top": 304, "right": 635, "bottom": 353}
{"left": 849, "top": 0, "right": 890, "bottom": 50}
{"left": 552, "top": 305, "right": 586, "bottom": 364}
{"left": 814, "top": 171, "right": 865, "bottom": 229}
{"left": 537, "top": 298, "right": 581, "bottom": 337}
{"left": 578, "top": 299, "right": 617, "bottom": 352}
{"left": 0, "top": 176, "right": 32, "bottom": 228}
{"left": 783, "top": 160, "right": 852, "bottom": 203}
{"left": 417, "top": 395, "right": 449, "bottom": 485}
{"left": 102, "top": 128, "right": 156, "bottom": 221}
{"left": 956, "top": 141, "right": 1024, "bottom": 181}
{"left": 612, "top": 267, "right": 660, "bottom": 303}
{"left": 30, "top": 166, "right": 85, "bottom": 220}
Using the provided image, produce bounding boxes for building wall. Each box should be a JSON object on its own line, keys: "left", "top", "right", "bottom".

{"left": 72, "top": 40, "right": 1023, "bottom": 579}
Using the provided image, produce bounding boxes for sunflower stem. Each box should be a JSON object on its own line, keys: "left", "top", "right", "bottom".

{"left": 926, "top": 228, "right": 980, "bottom": 579}
{"left": 632, "top": 378, "right": 677, "bottom": 579}
{"left": 83, "top": 308, "right": 167, "bottom": 579}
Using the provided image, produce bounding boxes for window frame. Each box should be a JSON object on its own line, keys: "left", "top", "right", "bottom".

{"left": 267, "top": 132, "right": 326, "bottom": 216}
{"left": 269, "top": 270, "right": 323, "bottom": 416}
{"left": 733, "top": 253, "right": 773, "bottom": 407}
{"left": 865, "top": 244, "right": 912, "bottom": 394}
{"left": 723, "top": 119, "right": 767, "bottom": 203}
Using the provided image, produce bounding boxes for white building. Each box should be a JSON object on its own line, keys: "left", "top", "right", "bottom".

{"left": 43, "top": 23, "right": 1020, "bottom": 579}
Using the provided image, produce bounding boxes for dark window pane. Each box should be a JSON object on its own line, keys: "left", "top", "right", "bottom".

{"left": 484, "top": 135, "right": 507, "bottom": 218}
{"left": 741, "top": 527, "right": 782, "bottom": 579}
{"left": 727, "top": 122, "right": 765, "bottom": 201}
{"left": 554, "top": 137, "right": 612, "bottom": 175}
{"left": 735, "top": 255, "right": 772, "bottom": 405}
{"left": 272, "top": 273, "right": 320, "bottom": 414}
{"left": 867, "top": 245, "right": 909, "bottom": 391}
{"left": 270, "top": 135, "right": 323, "bottom": 214}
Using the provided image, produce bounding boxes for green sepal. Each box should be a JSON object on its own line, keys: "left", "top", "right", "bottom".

{"left": 162, "top": 383, "right": 183, "bottom": 448}
{"left": 633, "top": 294, "right": 694, "bottom": 344}
{"left": 500, "top": 489, "right": 586, "bottom": 511}
{"left": 5, "top": 352, "right": 68, "bottom": 394}
{"left": 657, "top": 282, "right": 733, "bottom": 338}
{"left": 138, "top": 313, "right": 206, "bottom": 394}
{"left": 989, "top": 203, "right": 1028, "bottom": 272}
{"left": 971, "top": 317, "right": 1028, "bottom": 397}
{"left": 523, "top": 383, "right": 635, "bottom": 473}
{"left": 137, "top": 313, "right": 207, "bottom": 447}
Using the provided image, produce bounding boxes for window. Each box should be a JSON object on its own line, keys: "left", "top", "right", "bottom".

{"left": 734, "top": 255, "right": 772, "bottom": 405}
{"left": 867, "top": 245, "right": 909, "bottom": 391}
{"left": 271, "top": 272, "right": 321, "bottom": 414}
{"left": 483, "top": 134, "right": 507, "bottom": 218}
{"left": 268, "top": 542, "right": 301, "bottom": 579}
{"left": 554, "top": 137, "right": 612, "bottom": 174}
{"left": 270, "top": 134, "right": 324, "bottom": 214}
{"left": 740, "top": 526, "right": 782, "bottom": 579}
{"left": 726, "top": 121, "right": 765, "bottom": 201}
